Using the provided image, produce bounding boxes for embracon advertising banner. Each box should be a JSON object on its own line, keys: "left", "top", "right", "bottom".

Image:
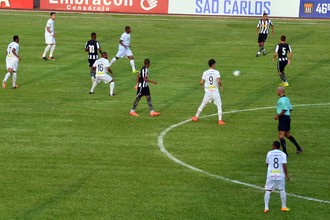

{"left": 40, "top": 0, "right": 168, "bottom": 14}
{"left": 168, "top": 0, "right": 300, "bottom": 17}
{"left": 300, "top": 0, "right": 330, "bottom": 18}
{"left": 0, "top": 0, "right": 34, "bottom": 9}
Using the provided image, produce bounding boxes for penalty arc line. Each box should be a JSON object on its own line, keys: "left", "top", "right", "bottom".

{"left": 157, "top": 103, "right": 330, "bottom": 204}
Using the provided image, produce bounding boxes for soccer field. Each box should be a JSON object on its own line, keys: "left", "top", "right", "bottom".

{"left": 0, "top": 11, "right": 329, "bottom": 219}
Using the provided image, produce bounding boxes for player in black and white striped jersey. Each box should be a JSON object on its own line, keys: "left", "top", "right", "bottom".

{"left": 256, "top": 13, "right": 274, "bottom": 57}
{"left": 273, "top": 35, "right": 292, "bottom": 87}
{"left": 85, "top": 32, "right": 102, "bottom": 82}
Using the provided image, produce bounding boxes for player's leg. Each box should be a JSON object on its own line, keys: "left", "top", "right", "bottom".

{"left": 285, "top": 131, "right": 303, "bottom": 153}
{"left": 192, "top": 93, "right": 211, "bottom": 121}
{"left": 127, "top": 49, "right": 138, "bottom": 74}
{"left": 110, "top": 50, "right": 123, "bottom": 66}
{"left": 12, "top": 72, "right": 17, "bottom": 88}
{"left": 264, "top": 180, "right": 275, "bottom": 212}
{"left": 109, "top": 80, "right": 115, "bottom": 96}
{"left": 278, "top": 62, "right": 289, "bottom": 86}
{"left": 130, "top": 89, "right": 143, "bottom": 116}
{"left": 3, "top": 67, "right": 12, "bottom": 88}
{"left": 144, "top": 87, "right": 160, "bottom": 116}
{"left": 42, "top": 45, "right": 51, "bottom": 60}
{"left": 49, "top": 44, "right": 56, "bottom": 60}
{"left": 278, "top": 130, "right": 288, "bottom": 156}
{"left": 89, "top": 77, "right": 100, "bottom": 94}
{"left": 214, "top": 93, "right": 225, "bottom": 125}
{"left": 278, "top": 180, "right": 289, "bottom": 211}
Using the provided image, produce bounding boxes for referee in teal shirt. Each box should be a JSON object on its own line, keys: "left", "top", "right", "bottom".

{"left": 274, "top": 87, "right": 303, "bottom": 156}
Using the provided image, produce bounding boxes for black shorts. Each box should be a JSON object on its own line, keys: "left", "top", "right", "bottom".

{"left": 277, "top": 60, "right": 288, "bottom": 73}
{"left": 258, "top": 33, "right": 268, "bottom": 43}
{"left": 88, "top": 59, "right": 96, "bottom": 67}
{"left": 278, "top": 115, "right": 291, "bottom": 131}
{"left": 137, "top": 86, "right": 150, "bottom": 97}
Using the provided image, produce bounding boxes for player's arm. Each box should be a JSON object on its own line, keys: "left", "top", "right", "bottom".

{"left": 283, "top": 163, "right": 289, "bottom": 181}
{"left": 271, "top": 24, "right": 275, "bottom": 36}
{"left": 143, "top": 77, "right": 157, "bottom": 85}
{"left": 199, "top": 79, "right": 205, "bottom": 87}
{"left": 288, "top": 48, "right": 293, "bottom": 65}
{"left": 84, "top": 42, "right": 88, "bottom": 52}
{"left": 11, "top": 48, "right": 20, "bottom": 60}
{"left": 273, "top": 46, "right": 278, "bottom": 62}
{"left": 107, "top": 67, "right": 113, "bottom": 75}
{"left": 217, "top": 77, "right": 223, "bottom": 91}
{"left": 119, "top": 40, "right": 127, "bottom": 49}
{"left": 134, "top": 74, "right": 141, "bottom": 90}
{"left": 274, "top": 110, "right": 287, "bottom": 120}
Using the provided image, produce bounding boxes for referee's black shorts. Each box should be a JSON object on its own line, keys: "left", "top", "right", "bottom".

{"left": 278, "top": 115, "right": 291, "bottom": 131}
{"left": 136, "top": 86, "right": 150, "bottom": 97}
{"left": 258, "top": 33, "right": 268, "bottom": 43}
{"left": 277, "top": 60, "right": 288, "bottom": 73}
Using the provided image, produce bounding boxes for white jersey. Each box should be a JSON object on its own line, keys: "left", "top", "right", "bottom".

{"left": 266, "top": 149, "right": 287, "bottom": 180}
{"left": 6, "top": 42, "right": 19, "bottom": 59}
{"left": 45, "top": 18, "right": 55, "bottom": 34}
{"left": 202, "top": 69, "right": 220, "bottom": 93}
{"left": 119, "top": 32, "right": 131, "bottom": 49}
{"left": 93, "top": 58, "right": 110, "bottom": 76}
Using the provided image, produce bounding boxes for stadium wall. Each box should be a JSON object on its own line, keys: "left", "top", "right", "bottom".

{"left": 1, "top": 0, "right": 329, "bottom": 18}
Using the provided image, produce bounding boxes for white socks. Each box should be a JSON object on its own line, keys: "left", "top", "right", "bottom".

{"left": 130, "top": 59, "right": 136, "bottom": 71}
{"left": 264, "top": 191, "right": 271, "bottom": 210}
{"left": 280, "top": 190, "right": 287, "bottom": 208}
{"left": 264, "top": 190, "right": 287, "bottom": 210}
{"left": 12, "top": 72, "right": 17, "bottom": 87}
{"left": 43, "top": 45, "right": 52, "bottom": 57}
{"left": 110, "top": 82, "right": 115, "bottom": 96}
{"left": 49, "top": 44, "right": 56, "bottom": 57}
{"left": 217, "top": 104, "right": 223, "bottom": 120}
{"left": 90, "top": 81, "right": 98, "bottom": 92}
{"left": 109, "top": 57, "right": 116, "bottom": 66}
{"left": 4, "top": 72, "right": 10, "bottom": 82}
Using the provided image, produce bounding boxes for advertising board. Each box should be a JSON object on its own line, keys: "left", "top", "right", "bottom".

{"left": 300, "top": 0, "right": 330, "bottom": 18}
{"left": 0, "top": 0, "right": 34, "bottom": 9}
{"left": 168, "top": 0, "right": 300, "bottom": 18}
{"left": 40, "top": 0, "right": 168, "bottom": 14}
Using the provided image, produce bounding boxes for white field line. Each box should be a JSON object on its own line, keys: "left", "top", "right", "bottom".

{"left": 158, "top": 103, "right": 330, "bottom": 204}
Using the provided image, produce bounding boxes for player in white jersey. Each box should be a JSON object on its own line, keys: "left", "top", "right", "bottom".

{"left": 89, "top": 52, "right": 115, "bottom": 96}
{"left": 264, "top": 141, "right": 290, "bottom": 213}
{"left": 42, "top": 12, "right": 56, "bottom": 61}
{"left": 109, "top": 26, "right": 139, "bottom": 74}
{"left": 192, "top": 59, "right": 225, "bottom": 125}
{"left": 2, "top": 35, "right": 20, "bottom": 89}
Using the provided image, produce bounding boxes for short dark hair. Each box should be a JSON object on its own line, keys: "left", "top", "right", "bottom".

{"left": 208, "top": 59, "right": 216, "bottom": 67}
{"left": 144, "top": 59, "right": 150, "bottom": 65}
{"left": 101, "top": 52, "right": 107, "bottom": 56}
{"left": 273, "top": 141, "right": 281, "bottom": 149}
{"left": 263, "top": 12, "right": 268, "bottom": 16}
{"left": 91, "top": 32, "right": 96, "bottom": 37}
{"left": 13, "top": 35, "right": 19, "bottom": 41}
{"left": 125, "top": 26, "right": 130, "bottom": 30}
{"left": 281, "top": 35, "right": 286, "bottom": 42}
{"left": 50, "top": 12, "right": 56, "bottom": 16}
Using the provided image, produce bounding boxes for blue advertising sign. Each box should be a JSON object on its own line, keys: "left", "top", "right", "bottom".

{"left": 300, "top": 0, "right": 330, "bottom": 18}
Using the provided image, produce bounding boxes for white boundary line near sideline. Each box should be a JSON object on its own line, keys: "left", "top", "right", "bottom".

{"left": 158, "top": 103, "right": 330, "bottom": 204}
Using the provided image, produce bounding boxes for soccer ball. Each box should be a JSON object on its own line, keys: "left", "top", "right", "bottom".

{"left": 233, "top": 70, "right": 241, "bottom": 77}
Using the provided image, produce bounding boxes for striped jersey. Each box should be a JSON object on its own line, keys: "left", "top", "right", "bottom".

{"left": 138, "top": 66, "right": 149, "bottom": 88}
{"left": 257, "top": 19, "right": 273, "bottom": 34}
{"left": 275, "top": 43, "right": 292, "bottom": 61}
{"left": 85, "top": 40, "right": 101, "bottom": 60}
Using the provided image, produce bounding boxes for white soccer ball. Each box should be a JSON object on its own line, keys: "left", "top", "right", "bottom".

{"left": 233, "top": 70, "right": 241, "bottom": 77}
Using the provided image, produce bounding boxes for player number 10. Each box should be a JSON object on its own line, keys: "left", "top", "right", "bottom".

{"left": 316, "top": 3, "right": 330, "bottom": 14}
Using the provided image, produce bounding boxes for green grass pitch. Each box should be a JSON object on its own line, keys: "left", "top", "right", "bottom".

{"left": 0, "top": 11, "right": 329, "bottom": 219}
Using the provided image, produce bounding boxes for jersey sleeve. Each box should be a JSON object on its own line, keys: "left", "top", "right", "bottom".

{"left": 266, "top": 152, "right": 270, "bottom": 164}
{"left": 282, "top": 153, "right": 287, "bottom": 164}
{"left": 216, "top": 71, "right": 221, "bottom": 79}
{"left": 105, "top": 60, "right": 110, "bottom": 68}
{"left": 47, "top": 19, "right": 52, "bottom": 28}
{"left": 275, "top": 44, "right": 279, "bottom": 53}
{"left": 120, "top": 33, "right": 126, "bottom": 41}
{"left": 269, "top": 19, "right": 273, "bottom": 26}
{"left": 201, "top": 72, "right": 206, "bottom": 80}
{"left": 288, "top": 45, "right": 292, "bottom": 52}
{"left": 96, "top": 42, "right": 100, "bottom": 49}
{"left": 257, "top": 20, "right": 261, "bottom": 27}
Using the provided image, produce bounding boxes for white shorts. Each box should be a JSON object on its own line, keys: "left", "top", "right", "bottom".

{"left": 6, "top": 57, "right": 19, "bottom": 72}
{"left": 202, "top": 91, "right": 222, "bottom": 106}
{"left": 95, "top": 74, "right": 113, "bottom": 84}
{"left": 116, "top": 47, "right": 133, "bottom": 58}
{"left": 45, "top": 32, "right": 55, "bottom": 45}
{"left": 265, "top": 179, "right": 285, "bottom": 191}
